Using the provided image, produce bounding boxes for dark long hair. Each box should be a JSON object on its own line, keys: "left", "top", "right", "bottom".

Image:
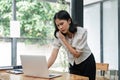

{"left": 53, "top": 10, "right": 77, "bottom": 38}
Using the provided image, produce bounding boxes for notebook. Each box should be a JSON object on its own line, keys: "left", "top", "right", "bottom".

{"left": 20, "top": 55, "right": 62, "bottom": 78}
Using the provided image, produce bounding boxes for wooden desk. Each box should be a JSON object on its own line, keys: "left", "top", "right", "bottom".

{"left": 0, "top": 70, "right": 89, "bottom": 80}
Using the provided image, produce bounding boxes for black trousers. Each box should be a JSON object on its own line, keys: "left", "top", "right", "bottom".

{"left": 69, "top": 53, "right": 96, "bottom": 80}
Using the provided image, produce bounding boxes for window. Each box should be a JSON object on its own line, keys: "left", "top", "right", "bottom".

{"left": 0, "top": 0, "right": 69, "bottom": 72}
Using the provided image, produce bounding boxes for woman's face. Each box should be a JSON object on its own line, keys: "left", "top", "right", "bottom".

{"left": 55, "top": 18, "right": 71, "bottom": 34}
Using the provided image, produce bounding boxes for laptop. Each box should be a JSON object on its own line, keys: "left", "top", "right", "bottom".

{"left": 20, "top": 55, "right": 62, "bottom": 78}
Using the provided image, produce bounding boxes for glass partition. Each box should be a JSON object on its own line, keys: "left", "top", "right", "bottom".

{"left": 84, "top": 3, "right": 101, "bottom": 62}
{"left": 0, "top": 38, "right": 11, "bottom": 67}
{"left": 103, "top": 0, "right": 118, "bottom": 70}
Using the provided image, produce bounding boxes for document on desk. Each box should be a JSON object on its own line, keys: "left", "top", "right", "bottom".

{"left": 6, "top": 69, "right": 23, "bottom": 74}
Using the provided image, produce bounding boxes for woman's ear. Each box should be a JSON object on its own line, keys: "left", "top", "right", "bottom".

{"left": 68, "top": 19, "right": 71, "bottom": 24}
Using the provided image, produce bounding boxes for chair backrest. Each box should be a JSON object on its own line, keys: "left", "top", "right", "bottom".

{"left": 96, "top": 63, "right": 109, "bottom": 71}
{"left": 96, "top": 63, "right": 110, "bottom": 80}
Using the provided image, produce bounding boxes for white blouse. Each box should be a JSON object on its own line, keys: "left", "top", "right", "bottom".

{"left": 53, "top": 27, "right": 91, "bottom": 65}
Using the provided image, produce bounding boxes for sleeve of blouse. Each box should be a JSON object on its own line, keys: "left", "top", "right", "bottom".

{"left": 53, "top": 38, "right": 62, "bottom": 49}
{"left": 75, "top": 30, "right": 88, "bottom": 52}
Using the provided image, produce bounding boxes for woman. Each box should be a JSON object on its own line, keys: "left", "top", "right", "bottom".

{"left": 48, "top": 10, "right": 96, "bottom": 80}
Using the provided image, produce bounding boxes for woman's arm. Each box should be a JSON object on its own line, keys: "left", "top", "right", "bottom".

{"left": 62, "top": 39, "right": 81, "bottom": 58}
{"left": 48, "top": 48, "right": 59, "bottom": 68}
{"left": 59, "top": 32, "right": 81, "bottom": 58}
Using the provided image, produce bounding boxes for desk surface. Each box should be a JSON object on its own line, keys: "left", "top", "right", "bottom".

{"left": 0, "top": 70, "right": 89, "bottom": 80}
